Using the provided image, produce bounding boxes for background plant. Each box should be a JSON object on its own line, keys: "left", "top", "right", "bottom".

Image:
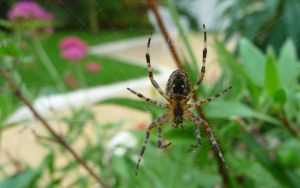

{"left": 1, "top": 0, "right": 300, "bottom": 188}
{"left": 100, "top": 36, "right": 300, "bottom": 188}
{"left": 218, "top": 0, "right": 300, "bottom": 56}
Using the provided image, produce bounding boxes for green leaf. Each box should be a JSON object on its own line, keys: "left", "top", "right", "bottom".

{"left": 277, "top": 139, "right": 300, "bottom": 166}
{"left": 278, "top": 39, "right": 300, "bottom": 86}
{"left": 240, "top": 132, "right": 300, "bottom": 188}
{"left": 204, "top": 100, "right": 280, "bottom": 125}
{"left": 0, "top": 19, "right": 13, "bottom": 28}
{"left": 247, "top": 80, "right": 262, "bottom": 107}
{"left": 0, "top": 39, "right": 21, "bottom": 57}
{"left": 0, "top": 169, "right": 42, "bottom": 188}
{"left": 183, "top": 59, "right": 198, "bottom": 84}
{"left": 98, "top": 98, "right": 163, "bottom": 114}
{"left": 166, "top": 0, "right": 198, "bottom": 69}
{"left": 45, "top": 152, "right": 55, "bottom": 175}
{"left": 214, "top": 40, "right": 249, "bottom": 99}
{"left": 264, "top": 47, "right": 280, "bottom": 95}
{"left": 273, "top": 89, "right": 286, "bottom": 105}
{"left": 46, "top": 178, "right": 62, "bottom": 188}
{"left": 239, "top": 38, "right": 265, "bottom": 86}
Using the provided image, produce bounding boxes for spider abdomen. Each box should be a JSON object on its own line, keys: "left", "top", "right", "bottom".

{"left": 168, "top": 98, "right": 189, "bottom": 126}
{"left": 173, "top": 104, "right": 183, "bottom": 124}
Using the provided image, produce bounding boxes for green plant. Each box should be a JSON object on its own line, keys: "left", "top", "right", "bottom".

{"left": 98, "top": 37, "right": 300, "bottom": 187}
{"left": 1, "top": 1, "right": 300, "bottom": 187}
{"left": 219, "top": 0, "right": 300, "bottom": 56}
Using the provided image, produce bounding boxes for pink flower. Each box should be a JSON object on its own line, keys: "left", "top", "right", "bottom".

{"left": 8, "top": 1, "right": 53, "bottom": 21}
{"left": 86, "top": 62, "right": 101, "bottom": 73}
{"left": 59, "top": 37, "right": 87, "bottom": 62}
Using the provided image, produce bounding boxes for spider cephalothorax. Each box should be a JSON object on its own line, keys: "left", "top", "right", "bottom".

{"left": 127, "top": 24, "right": 232, "bottom": 176}
{"left": 166, "top": 70, "right": 191, "bottom": 97}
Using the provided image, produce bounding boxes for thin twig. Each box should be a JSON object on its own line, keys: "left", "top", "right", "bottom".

{"left": 275, "top": 109, "right": 298, "bottom": 138}
{"left": 32, "top": 129, "right": 60, "bottom": 144}
{"left": 147, "top": 1, "right": 229, "bottom": 187}
{"left": 5, "top": 151, "right": 23, "bottom": 173}
{"left": 148, "top": 0, "right": 183, "bottom": 70}
{"left": 280, "top": 116, "right": 298, "bottom": 138}
{"left": 0, "top": 67, "right": 110, "bottom": 188}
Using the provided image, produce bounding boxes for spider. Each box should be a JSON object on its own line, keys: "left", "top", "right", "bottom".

{"left": 127, "top": 24, "right": 232, "bottom": 176}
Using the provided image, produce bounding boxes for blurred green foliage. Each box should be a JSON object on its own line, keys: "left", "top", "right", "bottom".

{"left": 1, "top": 1, "right": 300, "bottom": 188}
{"left": 3, "top": 36, "right": 298, "bottom": 187}
{"left": 219, "top": 0, "right": 300, "bottom": 56}
{"left": 1, "top": 0, "right": 151, "bottom": 31}
{"left": 0, "top": 25, "right": 147, "bottom": 122}
{"left": 99, "top": 37, "right": 300, "bottom": 187}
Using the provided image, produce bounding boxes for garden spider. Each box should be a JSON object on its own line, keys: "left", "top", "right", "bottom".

{"left": 127, "top": 24, "right": 232, "bottom": 176}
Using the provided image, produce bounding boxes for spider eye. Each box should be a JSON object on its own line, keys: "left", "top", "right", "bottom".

{"left": 172, "top": 84, "right": 175, "bottom": 88}
{"left": 181, "top": 85, "right": 185, "bottom": 88}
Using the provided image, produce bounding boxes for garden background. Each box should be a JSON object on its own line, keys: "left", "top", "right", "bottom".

{"left": 0, "top": 0, "right": 300, "bottom": 188}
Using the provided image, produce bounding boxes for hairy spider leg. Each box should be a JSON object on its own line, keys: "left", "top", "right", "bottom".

{"left": 127, "top": 87, "right": 167, "bottom": 108}
{"left": 186, "top": 112, "right": 202, "bottom": 148}
{"left": 135, "top": 113, "right": 169, "bottom": 176}
{"left": 188, "top": 24, "right": 207, "bottom": 98}
{"left": 192, "top": 86, "right": 232, "bottom": 107}
{"left": 188, "top": 112, "right": 228, "bottom": 169}
{"left": 157, "top": 124, "right": 172, "bottom": 149}
{"left": 145, "top": 34, "right": 169, "bottom": 100}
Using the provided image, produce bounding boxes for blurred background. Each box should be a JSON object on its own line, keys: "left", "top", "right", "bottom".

{"left": 0, "top": 0, "right": 300, "bottom": 187}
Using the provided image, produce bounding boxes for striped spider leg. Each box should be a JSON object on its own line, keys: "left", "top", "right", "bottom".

{"left": 145, "top": 33, "right": 170, "bottom": 100}
{"left": 134, "top": 113, "right": 170, "bottom": 176}
{"left": 187, "top": 24, "right": 207, "bottom": 99}
{"left": 127, "top": 87, "right": 167, "bottom": 108}
{"left": 186, "top": 111, "right": 228, "bottom": 169}
{"left": 191, "top": 86, "right": 232, "bottom": 107}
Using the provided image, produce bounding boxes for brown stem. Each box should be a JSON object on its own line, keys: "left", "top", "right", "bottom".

{"left": 0, "top": 67, "right": 110, "bottom": 188}
{"left": 148, "top": 0, "right": 183, "bottom": 70}
{"left": 280, "top": 116, "right": 298, "bottom": 138}
{"left": 32, "top": 130, "right": 60, "bottom": 144}
{"left": 5, "top": 151, "right": 23, "bottom": 173}
{"left": 88, "top": 0, "right": 100, "bottom": 33}
{"left": 147, "top": 1, "right": 229, "bottom": 187}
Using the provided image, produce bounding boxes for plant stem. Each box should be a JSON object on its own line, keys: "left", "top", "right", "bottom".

{"left": 12, "top": 30, "right": 31, "bottom": 98}
{"left": 148, "top": 0, "right": 183, "bottom": 70}
{"left": 32, "top": 37, "right": 65, "bottom": 91}
{"left": 75, "top": 63, "right": 86, "bottom": 87}
{"left": 0, "top": 67, "right": 110, "bottom": 188}
{"left": 166, "top": 0, "right": 199, "bottom": 70}
{"left": 88, "top": 0, "right": 100, "bottom": 33}
{"left": 10, "top": 67, "right": 31, "bottom": 99}
{"left": 280, "top": 116, "right": 298, "bottom": 138}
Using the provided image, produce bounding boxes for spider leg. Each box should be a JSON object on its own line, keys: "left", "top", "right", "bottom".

{"left": 135, "top": 113, "right": 169, "bottom": 176}
{"left": 186, "top": 113, "right": 202, "bottom": 148}
{"left": 191, "top": 86, "right": 232, "bottom": 107}
{"left": 187, "top": 112, "right": 227, "bottom": 169}
{"left": 188, "top": 24, "right": 207, "bottom": 98}
{"left": 145, "top": 34, "right": 169, "bottom": 100}
{"left": 127, "top": 87, "right": 167, "bottom": 108}
{"left": 157, "top": 123, "right": 172, "bottom": 149}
